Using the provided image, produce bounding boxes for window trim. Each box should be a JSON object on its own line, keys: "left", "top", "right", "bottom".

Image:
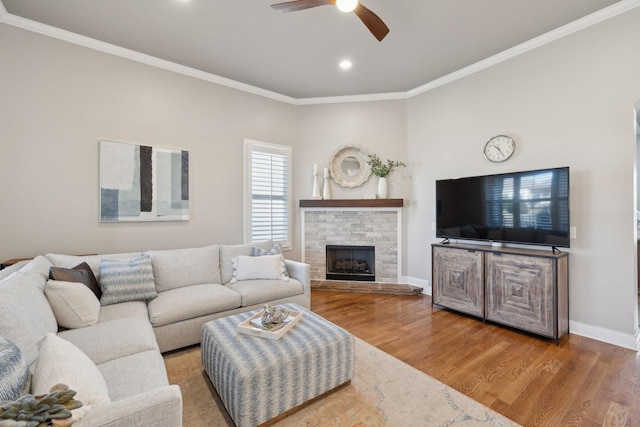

{"left": 243, "top": 139, "right": 293, "bottom": 250}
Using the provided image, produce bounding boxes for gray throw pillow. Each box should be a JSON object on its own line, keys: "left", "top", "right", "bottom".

{"left": 99, "top": 256, "right": 157, "bottom": 306}
{"left": 0, "top": 336, "right": 30, "bottom": 401}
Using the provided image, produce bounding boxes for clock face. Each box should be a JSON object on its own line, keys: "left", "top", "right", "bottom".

{"left": 483, "top": 135, "right": 515, "bottom": 162}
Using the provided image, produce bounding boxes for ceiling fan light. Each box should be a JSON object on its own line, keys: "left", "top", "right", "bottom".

{"left": 336, "top": 0, "right": 358, "bottom": 13}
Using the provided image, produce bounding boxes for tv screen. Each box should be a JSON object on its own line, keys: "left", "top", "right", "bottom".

{"left": 436, "top": 167, "right": 570, "bottom": 248}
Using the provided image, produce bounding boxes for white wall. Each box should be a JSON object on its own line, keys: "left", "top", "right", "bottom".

{"left": 406, "top": 7, "right": 640, "bottom": 341}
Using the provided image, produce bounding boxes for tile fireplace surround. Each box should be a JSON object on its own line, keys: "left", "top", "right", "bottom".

{"left": 300, "top": 199, "right": 403, "bottom": 283}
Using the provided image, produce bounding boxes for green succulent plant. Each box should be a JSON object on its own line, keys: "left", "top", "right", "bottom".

{"left": 0, "top": 384, "right": 82, "bottom": 427}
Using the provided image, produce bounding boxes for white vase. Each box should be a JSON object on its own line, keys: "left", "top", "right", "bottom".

{"left": 377, "top": 177, "right": 388, "bottom": 199}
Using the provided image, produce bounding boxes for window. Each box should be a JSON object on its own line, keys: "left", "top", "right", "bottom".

{"left": 243, "top": 139, "right": 292, "bottom": 249}
{"left": 484, "top": 169, "right": 569, "bottom": 231}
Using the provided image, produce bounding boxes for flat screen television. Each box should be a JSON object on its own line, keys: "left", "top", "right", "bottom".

{"left": 436, "top": 167, "right": 570, "bottom": 248}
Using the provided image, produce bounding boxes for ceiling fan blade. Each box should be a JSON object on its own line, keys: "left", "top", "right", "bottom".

{"left": 271, "top": 0, "right": 333, "bottom": 13}
{"left": 353, "top": 3, "right": 390, "bottom": 41}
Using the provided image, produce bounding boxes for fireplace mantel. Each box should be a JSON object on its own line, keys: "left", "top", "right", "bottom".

{"left": 299, "top": 199, "right": 403, "bottom": 208}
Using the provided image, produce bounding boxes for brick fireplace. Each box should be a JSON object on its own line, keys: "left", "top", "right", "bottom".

{"left": 300, "top": 199, "right": 403, "bottom": 283}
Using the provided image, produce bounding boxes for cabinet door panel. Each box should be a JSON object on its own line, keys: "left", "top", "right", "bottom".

{"left": 485, "top": 253, "right": 554, "bottom": 337}
{"left": 432, "top": 247, "right": 483, "bottom": 317}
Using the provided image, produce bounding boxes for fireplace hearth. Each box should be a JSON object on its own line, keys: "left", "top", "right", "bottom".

{"left": 326, "top": 245, "right": 375, "bottom": 282}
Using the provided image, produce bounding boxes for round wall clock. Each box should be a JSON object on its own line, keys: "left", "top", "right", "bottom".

{"left": 483, "top": 135, "right": 515, "bottom": 163}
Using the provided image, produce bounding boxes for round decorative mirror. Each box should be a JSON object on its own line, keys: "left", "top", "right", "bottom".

{"left": 329, "top": 145, "right": 372, "bottom": 188}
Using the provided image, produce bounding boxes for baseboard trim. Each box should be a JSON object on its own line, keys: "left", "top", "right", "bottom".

{"left": 569, "top": 321, "right": 639, "bottom": 351}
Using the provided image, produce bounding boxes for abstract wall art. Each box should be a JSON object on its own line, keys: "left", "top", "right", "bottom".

{"left": 99, "top": 140, "right": 189, "bottom": 222}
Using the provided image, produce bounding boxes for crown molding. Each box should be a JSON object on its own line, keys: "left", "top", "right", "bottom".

{"left": 407, "top": 0, "right": 640, "bottom": 98}
{"left": 1, "top": 0, "right": 638, "bottom": 105}
{"left": 295, "top": 91, "right": 407, "bottom": 105}
{"left": 0, "top": 6, "right": 298, "bottom": 105}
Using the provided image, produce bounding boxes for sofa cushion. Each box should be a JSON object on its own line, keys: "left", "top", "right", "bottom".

{"left": 145, "top": 245, "right": 221, "bottom": 292}
{"left": 99, "top": 256, "right": 157, "bottom": 306}
{"left": 49, "top": 262, "right": 101, "bottom": 299}
{"left": 219, "top": 241, "right": 273, "bottom": 284}
{"left": 58, "top": 317, "right": 159, "bottom": 366}
{"left": 97, "top": 301, "right": 149, "bottom": 323}
{"left": 226, "top": 278, "right": 304, "bottom": 307}
{"left": 0, "top": 272, "right": 58, "bottom": 367}
{"left": 97, "top": 350, "right": 169, "bottom": 402}
{"left": 230, "top": 254, "right": 288, "bottom": 284}
{"left": 32, "top": 334, "right": 111, "bottom": 420}
{"left": 45, "top": 279, "right": 101, "bottom": 329}
{"left": 0, "top": 260, "right": 31, "bottom": 281}
{"left": 147, "top": 284, "right": 242, "bottom": 328}
{"left": 0, "top": 336, "right": 30, "bottom": 401}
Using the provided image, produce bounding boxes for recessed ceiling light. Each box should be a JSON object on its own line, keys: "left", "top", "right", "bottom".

{"left": 339, "top": 60, "right": 353, "bottom": 70}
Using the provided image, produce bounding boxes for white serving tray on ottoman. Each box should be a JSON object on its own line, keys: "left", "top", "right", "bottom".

{"left": 236, "top": 309, "right": 303, "bottom": 340}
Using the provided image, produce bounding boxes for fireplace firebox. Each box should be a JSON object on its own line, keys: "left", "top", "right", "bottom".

{"left": 326, "top": 245, "right": 375, "bottom": 282}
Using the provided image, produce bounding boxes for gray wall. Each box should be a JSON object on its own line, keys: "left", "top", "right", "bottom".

{"left": 406, "top": 7, "right": 640, "bottom": 338}
{"left": 0, "top": 24, "right": 298, "bottom": 258}
{"left": 0, "top": 23, "right": 410, "bottom": 265}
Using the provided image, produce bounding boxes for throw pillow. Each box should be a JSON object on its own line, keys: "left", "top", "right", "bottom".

{"left": 49, "top": 262, "right": 101, "bottom": 299}
{"left": 15, "top": 256, "right": 54, "bottom": 288}
{"left": 32, "top": 333, "right": 110, "bottom": 421}
{"left": 0, "top": 336, "right": 30, "bottom": 401}
{"left": 219, "top": 241, "right": 273, "bottom": 284}
{"left": 45, "top": 280, "right": 101, "bottom": 329}
{"left": 251, "top": 243, "right": 289, "bottom": 278}
{"left": 99, "top": 256, "right": 157, "bottom": 306}
{"left": 230, "top": 254, "right": 289, "bottom": 284}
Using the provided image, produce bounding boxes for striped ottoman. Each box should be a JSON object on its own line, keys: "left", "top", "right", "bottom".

{"left": 201, "top": 303, "right": 354, "bottom": 427}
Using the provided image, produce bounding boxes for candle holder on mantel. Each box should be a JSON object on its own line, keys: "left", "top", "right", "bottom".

{"left": 311, "top": 164, "right": 321, "bottom": 199}
{"left": 322, "top": 168, "right": 331, "bottom": 200}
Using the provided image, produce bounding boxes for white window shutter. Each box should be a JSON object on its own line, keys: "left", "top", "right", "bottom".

{"left": 244, "top": 140, "right": 292, "bottom": 249}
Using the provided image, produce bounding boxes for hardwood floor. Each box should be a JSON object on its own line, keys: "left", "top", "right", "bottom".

{"left": 311, "top": 290, "right": 640, "bottom": 427}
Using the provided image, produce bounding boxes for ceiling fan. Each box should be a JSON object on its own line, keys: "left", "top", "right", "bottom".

{"left": 271, "top": 0, "right": 390, "bottom": 41}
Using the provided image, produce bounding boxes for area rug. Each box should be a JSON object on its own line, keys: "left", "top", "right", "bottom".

{"left": 164, "top": 337, "right": 520, "bottom": 426}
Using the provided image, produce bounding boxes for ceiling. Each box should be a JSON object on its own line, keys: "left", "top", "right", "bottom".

{"left": 0, "top": 0, "right": 631, "bottom": 100}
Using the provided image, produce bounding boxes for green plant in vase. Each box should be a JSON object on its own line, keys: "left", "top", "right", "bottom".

{"left": 367, "top": 154, "right": 406, "bottom": 178}
{"left": 367, "top": 154, "right": 406, "bottom": 198}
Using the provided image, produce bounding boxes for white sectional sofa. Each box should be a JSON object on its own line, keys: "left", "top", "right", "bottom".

{"left": 0, "top": 241, "right": 310, "bottom": 427}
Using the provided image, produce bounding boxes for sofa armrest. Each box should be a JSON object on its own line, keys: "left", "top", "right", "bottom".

{"left": 75, "top": 385, "right": 182, "bottom": 427}
{"left": 285, "top": 259, "right": 310, "bottom": 296}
